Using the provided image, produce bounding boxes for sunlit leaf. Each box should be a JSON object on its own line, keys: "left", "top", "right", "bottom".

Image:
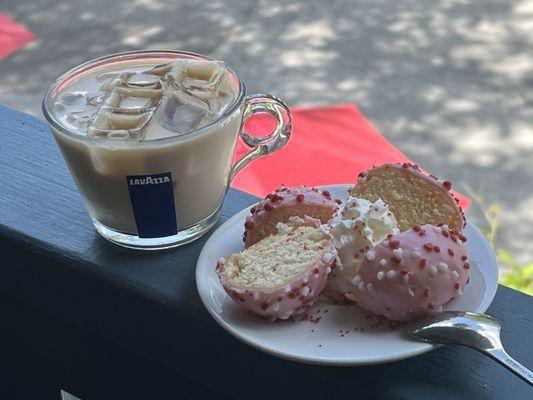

{"left": 497, "top": 249, "right": 520, "bottom": 270}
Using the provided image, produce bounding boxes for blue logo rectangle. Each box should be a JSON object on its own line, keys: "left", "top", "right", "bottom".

{"left": 126, "top": 172, "right": 178, "bottom": 238}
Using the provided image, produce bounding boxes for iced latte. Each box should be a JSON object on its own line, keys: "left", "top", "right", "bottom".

{"left": 43, "top": 51, "right": 291, "bottom": 249}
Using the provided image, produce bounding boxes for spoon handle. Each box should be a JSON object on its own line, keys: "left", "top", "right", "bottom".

{"left": 486, "top": 348, "right": 533, "bottom": 386}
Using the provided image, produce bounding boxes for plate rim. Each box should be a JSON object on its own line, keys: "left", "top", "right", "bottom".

{"left": 196, "top": 184, "right": 499, "bottom": 366}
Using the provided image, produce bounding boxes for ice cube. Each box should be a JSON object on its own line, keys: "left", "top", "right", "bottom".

{"left": 183, "top": 60, "right": 224, "bottom": 81}
{"left": 125, "top": 73, "right": 162, "bottom": 88}
{"left": 86, "top": 91, "right": 107, "bottom": 107}
{"left": 98, "top": 72, "right": 133, "bottom": 92}
{"left": 117, "top": 95, "right": 157, "bottom": 111}
{"left": 88, "top": 107, "right": 153, "bottom": 137}
{"left": 143, "top": 62, "right": 173, "bottom": 76}
{"left": 168, "top": 60, "right": 235, "bottom": 114}
{"left": 87, "top": 72, "right": 164, "bottom": 140}
{"left": 53, "top": 101, "right": 66, "bottom": 111}
{"left": 180, "top": 60, "right": 226, "bottom": 95}
{"left": 59, "top": 91, "right": 86, "bottom": 105}
{"left": 65, "top": 109, "right": 94, "bottom": 130}
{"left": 88, "top": 127, "right": 132, "bottom": 140}
{"left": 84, "top": 59, "right": 236, "bottom": 139}
{"left": 156, "top": 94, "right": 207, "bottom": 134}
{"left": 114, "top": 87, "right": 162, "bottom": 110}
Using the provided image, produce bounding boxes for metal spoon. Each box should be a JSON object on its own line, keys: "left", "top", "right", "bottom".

{"left": 408, "top": 311, "right": 533, "bottom": 386}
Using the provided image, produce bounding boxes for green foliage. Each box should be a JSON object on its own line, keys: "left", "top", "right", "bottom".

{"left": 464, "top": 185, "right": 532, "bottom": 296}
{"left": 498, "top": 250, "right": 533, "bottom": 295}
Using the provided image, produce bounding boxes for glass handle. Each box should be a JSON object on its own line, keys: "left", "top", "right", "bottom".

{"left": 230, "top": 93, "right": 292, "bottom": 182}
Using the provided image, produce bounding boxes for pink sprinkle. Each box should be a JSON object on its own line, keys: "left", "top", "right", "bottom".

{"left": 389, "top": 239, "right": 400, "bottom": 249}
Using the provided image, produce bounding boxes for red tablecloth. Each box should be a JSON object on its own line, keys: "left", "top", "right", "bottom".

{"left": 0, "top": 12, "right": 35, "bottom": 59}
{"left": 232, "top": 103, "right": 469, "bottom": 209}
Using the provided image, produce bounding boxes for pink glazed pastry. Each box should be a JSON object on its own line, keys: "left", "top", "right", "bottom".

{"left": 243, "top": 185, "right": 339, "bottom": 247}
{"left": 350, "top": 162, "right": 465, "bottom": 232}
{"left": 347, "top": 223, "right": 470, "bottom": 322}
{"left": 218, "top": 219, "right": 335, "bottom": 321}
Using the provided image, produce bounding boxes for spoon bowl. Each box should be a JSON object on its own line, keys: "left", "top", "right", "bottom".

{"left": 410, "top": 311, "right": 502, "bottom": 350}
{"left": 408, "top": 311, "right": 532, "bottom": 386}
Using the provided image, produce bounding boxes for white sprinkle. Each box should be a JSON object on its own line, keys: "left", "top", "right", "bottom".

{"left": 358, "top": 281, "right": 366, "bottom": 291}
{"left": 412, "top": 250, "right": 421, "bottom": 261}
{"left": 352, "top": 275, "right": 362, "bottom": 285}
{"left": 393, "top": 248, "right": 403, "bottom": 258}
{"left": 313, "top": 273, "right": 320, "bottom": 280}
{"left": 235, "top": 288, "right": 246, "bottom": 294}
{"left": 382, "top": 240, "right": 390, "bottom": 248}
{"left": 302, "top": 274, "right": 309, "bottom": 284}
{"left": 278, "top": 314, "right": 290, "bottom": 320}
{"left": 408, "top": 287, "right": 417, "bottom": 297}
{"left": 362, "top": 227, "right": 372, "bottom": 237}
{"left": 272, "top": 302, "right": 280, "bottom": 312}
{"left": 442, "top": 224, "right": 449, "bottom": 230}
{"left": 403, "top": 274, "right": 410, "bottom": 283}
{"left": 386, "top": 270, "right": 397, "bottom": 279}
{"left": 345, "top": 292, "right": 355, "bottom": 302}
{"left": 322, "top": 252, "right": 335, "bottom": 264}
{"left": 432, "top": 226, "right": 442, "bottom": 234}
{"left": 367, "top": 282, "right": 374, "bottom": 291}
{"left": 366, "top": 250, "right": 376, "bottom": 261}
{"left": 284, "top": 285, "right": 292, "bottom": 294}
{"left": 377, "top": 271, "right": 385, "bottom": 280}
{"left": 458, "top": 288, "right": 463, "bottom": 295}
{"left": 428, "top": 265, "right": 438, "bottom": 275}
{"left": 438, "top": 262, "right": 449, "bottom": 272}
{"left": 300, "top": 286, "right": 310, "bottom": 296}
{"left": 451, "top": 270, "right": 459, "bottom": 280}
{"left": 379, "top": 258, "right": 388, "bottom": 267}
{"left": 252, "top": 291, "right": 261, "bottom": 300}
{"left": 435, "top": 305, "right": 443, "bottom": 312}
{"left": 326, "top": 266, "right": 332, "bottom": 273}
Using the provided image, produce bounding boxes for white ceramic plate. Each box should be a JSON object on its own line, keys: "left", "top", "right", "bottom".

{"left": 196, "top": 184, "right": 499, "bottom": 365}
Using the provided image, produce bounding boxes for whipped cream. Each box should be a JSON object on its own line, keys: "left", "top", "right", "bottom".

{"left": 327, "top": 196, "right": 399, "bottom": 296}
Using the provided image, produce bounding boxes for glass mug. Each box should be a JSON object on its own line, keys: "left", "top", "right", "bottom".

{"left": 42, "top": 50, "right": 291, "bottom": 250}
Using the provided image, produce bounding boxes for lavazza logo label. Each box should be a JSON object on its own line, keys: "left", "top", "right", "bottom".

{"left": 128, "top": 175, "right": 171, "bottom": 186}
{"left": 126, "top": 172, "right": 178, "bottom": 238}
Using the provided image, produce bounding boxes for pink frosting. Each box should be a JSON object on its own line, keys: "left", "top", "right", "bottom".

{"left": 217, "top": 242, "right": 336, "bottom": 321}
{"left": 347, "top": 224, "right": 470, "bottom": 322}
{"left": 243, "top": 185, "right": 339, "bottom": 247}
